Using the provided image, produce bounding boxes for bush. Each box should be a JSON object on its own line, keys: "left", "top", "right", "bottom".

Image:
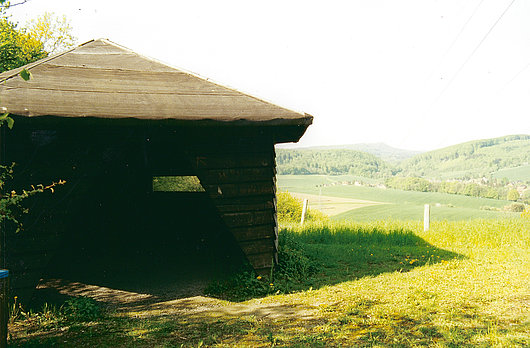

{"left": 276, "top": 231, "right": 317, "bottom": 281}
{"left": 503, "top": 202, "right": 526, "bottom": 213}
{"left": 277, "top": 191, "right": 328, "bottom": 223}
{"left": 63, "top": 297, "right": 101, "bottom": 321}
{"left": 205, "top": 228, "right": 318, "bottom": 301}
{"left": 507, "top": 189, "right": 520, "bottom": 201}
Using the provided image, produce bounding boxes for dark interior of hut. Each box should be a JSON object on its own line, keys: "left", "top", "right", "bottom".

{"left": 4, "top": 126, "right": 248, "bottom": 306}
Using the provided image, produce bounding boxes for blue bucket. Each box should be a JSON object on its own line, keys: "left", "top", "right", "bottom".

{"left": 0, "top": 270, "right": 8, "bottom": 279}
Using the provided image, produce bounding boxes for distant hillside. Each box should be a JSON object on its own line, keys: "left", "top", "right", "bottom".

{"left": 303, "top": 143, "right": 421, "bottom": 162}
{"left": 275, "top": 149, "right": 393, "bottom": 177}
{"left": 398, "top": 135, "right": 530, "bottom": 180}
{"left": 277, "top": 135, "right": 530, "bottom": 182}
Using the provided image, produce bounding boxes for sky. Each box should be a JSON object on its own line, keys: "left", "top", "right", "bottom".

{"left": 6, "top": 0, "right": 530, "bottom": 151}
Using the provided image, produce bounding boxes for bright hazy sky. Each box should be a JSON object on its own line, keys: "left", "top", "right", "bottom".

{"left": 7, "top": 0, "right": 530, "bottom": 151}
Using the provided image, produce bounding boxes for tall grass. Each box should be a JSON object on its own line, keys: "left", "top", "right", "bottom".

{"left": 283, "top": 218, "right": 529, "bottom": 250}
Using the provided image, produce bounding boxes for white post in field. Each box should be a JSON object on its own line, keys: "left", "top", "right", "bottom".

{"left": 424, "top": 204, "right": 430, "bottom": 231}
{"left": 301, "top": 199, "right": 309, "bottom": 225}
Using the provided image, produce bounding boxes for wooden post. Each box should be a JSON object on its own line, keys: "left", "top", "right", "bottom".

{"left": 0, "top": 270, "right": 8, "bottom": 348}
{"left": 424, "top": 204, "right": 430, "bottom": 231}
{"left": 300, "top": 199, "right": 308, "bottom": 225}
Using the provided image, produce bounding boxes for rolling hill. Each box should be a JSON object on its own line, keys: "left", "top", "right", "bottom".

{"left": 276, "top": 135, "right": 530, "bottom": 182}
{"left": 399, "top": 135, "right": 530, "bottom": 180}
{"left": 302, "top": 143, "right": 421, "bottom": 162}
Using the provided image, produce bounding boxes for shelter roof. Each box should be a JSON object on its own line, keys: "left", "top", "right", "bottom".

{"left": 0, "top": 39, "right": 313, "bottom": 128}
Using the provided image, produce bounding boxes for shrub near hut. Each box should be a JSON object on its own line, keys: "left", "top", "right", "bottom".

{"left": 276, "top": 191, "right": 327, "bottom": 224}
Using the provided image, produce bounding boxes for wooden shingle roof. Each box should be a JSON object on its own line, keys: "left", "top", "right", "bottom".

{"left": 0, "top": 39, "right": 313, "bottom": 128}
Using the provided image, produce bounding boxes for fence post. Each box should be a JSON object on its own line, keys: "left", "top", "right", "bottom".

{"left": 300, "top": 199, "right": 308, "bottom": 225}
{"left": 424, "top": 204, "right": 430, "bottom": 231}
{"left": 0, "top": 269, "right": 8, "bottom": 348}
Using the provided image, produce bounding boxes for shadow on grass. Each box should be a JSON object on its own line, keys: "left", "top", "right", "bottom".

{"left": 10, "top": 223, "right": 529, "bottom": 347}
{"left": 206, "top": 224, "right": 465, "bottom": 301}
{"left": 9, "top": 295, "right": 527, "bottom": 347}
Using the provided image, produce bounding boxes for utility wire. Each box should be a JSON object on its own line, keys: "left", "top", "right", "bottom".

{"left": 423, "top": 0, "right": 485, "bottom": 85}
{"left": 503, "top": 61, "right": 530, "bottom": 88}
{"left": 398, "top": 0, "right": 516, "bottom": 149}
{"left": 431, "top": 0, "right": 516, "bottom": 105}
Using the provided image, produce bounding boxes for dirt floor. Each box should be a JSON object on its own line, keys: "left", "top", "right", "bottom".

{"left": 34, "top": 278, "right": 318, "bottom": 321}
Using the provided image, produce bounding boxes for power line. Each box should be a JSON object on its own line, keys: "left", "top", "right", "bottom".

{"left": 423, "top": 0, "right": 485, "bottom": 84}
{"left": 398, "top": 0, "right": 516, "bottom": 149}
{"left": 503, "top": 61, "right": 530, "bottom": 88}
{"left": 432, "top": 0, "right": 516, "bottom": 105}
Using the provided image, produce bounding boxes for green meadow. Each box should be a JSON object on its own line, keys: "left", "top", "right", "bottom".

{"left": 9, "top": 219, "right": 530, "bottom": 347}
{"left": 277, "top": 174, "right": 520, "bottom": 221}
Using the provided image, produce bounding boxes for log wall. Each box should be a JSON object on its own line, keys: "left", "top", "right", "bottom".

{"left": 192, "top": 146, "right": 278, "bottom": 273}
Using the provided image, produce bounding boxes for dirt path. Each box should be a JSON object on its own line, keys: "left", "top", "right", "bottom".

{"left": 289, "top": 192, "right": 385, "bottom": 216}
{"left": 35, "top": 278, "right": 318, "bottom": 322}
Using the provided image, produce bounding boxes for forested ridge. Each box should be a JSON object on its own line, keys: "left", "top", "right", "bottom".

{"left": 276, "top": 149, "right": 394, "bottom": 177}
{"left": 277, "top": 134, "right": 530, "bottom": 182}
{"left": 399, "top": 135, "right": 530, "bottom": 179}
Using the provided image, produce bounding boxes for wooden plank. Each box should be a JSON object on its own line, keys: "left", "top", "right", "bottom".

{"left": 49, "top": 53, "right": 186, "bottom": 73}
{"left": 230, "top": 224, "right": 276, "bottom": 242}
{"left": 215, "top": 201, "right": 274, "bottom": 213}
{"left": 212, "top": 195, "right": 274, "bottom": 213}
{"left": 199, "top": 167, "right": 274, "bottom": 184}
{"left": 13, "top": 65, "right": 242, "bottom": 95}
{"left": 194, "top": 154, "right": 274, "bottom": 170}
{"left": 221, "top": 210, "right": 274, "bottom": 228}
{"left": 246, "top": 253, "right": 274, "bottom": 270}
{"left": 186, "top": 140, "right": 273, "bottom": 154}
{"left": 203, "top": 181, "right": 274, "bottom": 198}
{"left": 239, "top": 238, "right": 275, "bottom": 256}
{"left": 0, "top": 89, "right": 299, "bottom": 120}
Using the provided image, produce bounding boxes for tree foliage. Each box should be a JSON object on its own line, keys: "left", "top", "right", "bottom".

{"left": 26, "top": 12, "right": 76, "bottom": 55}
{"left": 276, "top": 149, "right": 392, "bottom": 177}
{"left": 507, "top": 189, "right": 520, "bottom": 202}
{"left": 384, "top": 176, "right": 513, "bottom": 200}
{"left": 0, "top": 16, "right": 47, "bottom": 72}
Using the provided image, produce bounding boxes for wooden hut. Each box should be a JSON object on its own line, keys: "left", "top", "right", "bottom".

{"left": 0, "top": 39, "right": 312, "bottom": 299}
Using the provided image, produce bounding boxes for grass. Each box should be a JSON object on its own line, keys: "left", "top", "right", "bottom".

{"left": 278, "top": 174, "right": 521, "bottom": 220}
{"left": 8, "top": 218, "right": 530, "bottom": 347}
{"left": 491, "top": 164, "right": 530, "bottom": 182}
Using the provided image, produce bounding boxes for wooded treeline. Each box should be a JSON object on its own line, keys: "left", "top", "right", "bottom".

{"left": 384, "top": 176, "right": 525, "bottom": 202}
{"left": 277, "top": 135, "right": 530, "bottom": 183}
{"left": 276, "top": 149, "right": 394, "bottom": 177}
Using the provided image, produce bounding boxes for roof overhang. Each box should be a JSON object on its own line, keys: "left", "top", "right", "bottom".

{"left": 0, "top": 39, "right": 312, "bottom": 143}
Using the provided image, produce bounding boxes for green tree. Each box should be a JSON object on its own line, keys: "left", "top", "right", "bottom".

{"left": 507, "top": 189, "right": 520, "bottom": 202}
{"left": 0, "top": 16, "right": 47, "bottom": 72}
{"left": 26, "top": 12, "right": 76, "bottom": 54}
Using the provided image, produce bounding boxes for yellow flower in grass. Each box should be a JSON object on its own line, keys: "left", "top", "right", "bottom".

{"left": 256, "top": 276, "right": 262, "bottom": 280}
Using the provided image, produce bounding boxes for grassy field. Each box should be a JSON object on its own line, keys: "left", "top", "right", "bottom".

{"left": 491, "top": 164, "right": 530, "bottom": 182}
{"left": 278, "top": 174, "right": 520, "bottom": 221}
{"left": 8, "top": 219, "right": 530, "bottom": 347}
